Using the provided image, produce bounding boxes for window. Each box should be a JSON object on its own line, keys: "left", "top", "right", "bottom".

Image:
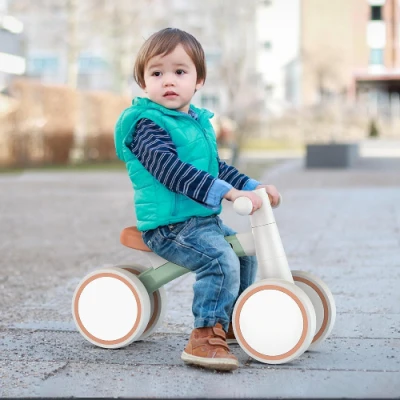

{"left": 371, "top": 5, "right": 382, "bottom": 20}
{"left": 369, "top": 48, "right": 384, "bottom": 65}
{"left": 28, "top": 56, "right": 59, "bottom": 75}
{"left": 264, "top": 83, "right": 274, "bottom": 97}
{"left": 201, "top": 94, "right": 219, "bottom": 110}
{"left": 78, "top": 56, "right": 108, "bottom": 73}
{"left": 205, "top": 52, "right": 221, "bottom": 68}
{"left": 263, "top": 41, "right": 272, "bottom": 50}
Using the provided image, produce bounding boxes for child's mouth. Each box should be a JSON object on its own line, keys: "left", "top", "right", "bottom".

{"left": 164, "top": 92, "right": 178, "bottom": 98}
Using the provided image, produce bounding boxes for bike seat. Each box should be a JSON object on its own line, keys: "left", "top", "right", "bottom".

{"left": 120, "top": 226, "right": 152, "bottom": 252}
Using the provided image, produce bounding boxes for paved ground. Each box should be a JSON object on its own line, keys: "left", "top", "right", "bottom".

{"left": 0, "top": 154, "right": 399, "bottom": 398}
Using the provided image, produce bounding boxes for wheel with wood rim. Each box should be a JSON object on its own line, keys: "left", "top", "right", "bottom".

{"left": 72, "top": 267, "right": 151, "bottom": 348}
{"left": 232, "top": 279, "right": 316, "bottom": 364}
{"left": 292, "top": 270, "right": 336, "bottom": 349}
{"left": 113, "top": 264, "right": 167, "bottom": 341}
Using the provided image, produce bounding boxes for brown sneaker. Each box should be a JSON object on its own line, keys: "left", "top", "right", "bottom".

{"left": 226, "top": 322, "right": 238, "bottom": 345}
{"left": 181, "top": 323, "right": 239, "bottom": 371}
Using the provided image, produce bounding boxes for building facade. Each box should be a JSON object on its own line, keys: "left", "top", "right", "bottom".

{"left": 0, "top": 12, "right": 25, "bottom": 90}
{"left": 3, "top": 0, "right": 262, "bottom": 118}
{"left": 256, "top": 0, "right": 400, "bottom": 113}
{"left": 256, "top": 0, "right": 301, "bottom": 113}
{"left": 7, "top": 0, "right": 397, "bottom": 117}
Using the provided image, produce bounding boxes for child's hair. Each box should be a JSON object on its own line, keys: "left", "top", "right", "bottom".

{"left": 133, "top": 28, "right": 206, "bottom": 88}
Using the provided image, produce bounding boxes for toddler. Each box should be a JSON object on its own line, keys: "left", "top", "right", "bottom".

{"left": 114, "top": 27, "right": 280, "bottom": 371}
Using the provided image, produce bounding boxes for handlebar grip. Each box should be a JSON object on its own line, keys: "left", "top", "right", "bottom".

{"left": 233, "top": 197, "right": 253, "bottom": 215}
{"left": 233, "top": 193, "right": 282, "bottom": 215}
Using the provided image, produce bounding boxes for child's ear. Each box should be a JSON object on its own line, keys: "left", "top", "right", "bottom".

{"left": 195, "top": 79, "right": 204, "bottom": 91}
{"left": 140, "top": 81, "right": 147, "bottom": 92}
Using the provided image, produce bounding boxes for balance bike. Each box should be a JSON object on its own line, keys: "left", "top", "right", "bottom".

{"left": 231, "top": 189, "right": 335, "bottom": 363}
{"left": 72, "top": 188, "right": 336, "bottom": 364}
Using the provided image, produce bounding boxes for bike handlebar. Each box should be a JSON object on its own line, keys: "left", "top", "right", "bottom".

{"left": 233, "top": 197, "right": 253, "bottom": 215}
{"left": 233, "top": 193, "right": 282, "bottom": 216}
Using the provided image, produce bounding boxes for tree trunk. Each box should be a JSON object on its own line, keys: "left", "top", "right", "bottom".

{"left": 66, "top": 0, "right": 79, "bottom": 88}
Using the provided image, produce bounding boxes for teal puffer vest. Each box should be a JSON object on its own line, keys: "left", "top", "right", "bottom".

{"left": 114, "top": 97, "right": 221, "bottom": 231}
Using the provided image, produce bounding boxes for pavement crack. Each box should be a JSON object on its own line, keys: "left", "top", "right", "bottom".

{"left": 42, "top": 361, "right": 69, "bottom": 381}
{"left": 0, "top": 328, "right": 78, "bottom": 334}
{"left": 244, "top": 356, "right": 253, "bottom": 367}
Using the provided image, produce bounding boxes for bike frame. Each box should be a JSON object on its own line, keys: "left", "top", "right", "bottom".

{"left": 137, "top": 189, "right": 293, "bottom": 294}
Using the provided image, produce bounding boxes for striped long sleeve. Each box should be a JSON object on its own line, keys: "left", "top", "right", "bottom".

{"left": 218, "top": 159, "right": 259, "bottom": 190}
{"left": 128, "top": 115, "right": 259, "bottom": 209}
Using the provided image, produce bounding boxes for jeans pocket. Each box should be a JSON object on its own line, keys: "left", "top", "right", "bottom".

{"left": 164, "top": 217, "right": 198, "bottom": 240}
{"left": 159, "top": 222, "right": 185, "bottom": 239}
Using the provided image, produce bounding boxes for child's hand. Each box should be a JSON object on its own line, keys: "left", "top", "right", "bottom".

{"left": 256, "top": 184, "right": 280, "bottom": 207}
{"left": 223, "top": 188, "right": 263, "bottom": 214}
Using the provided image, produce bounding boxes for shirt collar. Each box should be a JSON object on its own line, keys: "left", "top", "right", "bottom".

{"left": 188, "top": 108, "right": 198, "bottom": 120}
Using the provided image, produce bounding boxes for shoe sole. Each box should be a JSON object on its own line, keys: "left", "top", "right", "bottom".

{"left": 181, "top": 351, "right": 239, "bottom": 371}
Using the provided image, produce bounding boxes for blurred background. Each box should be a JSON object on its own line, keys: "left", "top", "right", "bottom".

{"left": 0, "top": 0, "right": 399, "bottom": 170}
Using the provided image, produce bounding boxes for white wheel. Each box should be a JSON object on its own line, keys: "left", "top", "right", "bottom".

{"left": 292, "top": 270, "right": 336, "bottom": 349}
{"left": 72, "top": 267, "right": 151, "bottom": 349}
{"left": 232, "top": 279, "right": 316, "bottom": 364}
{"left": 112, "top": 265, "right": 167, "bottom": 340}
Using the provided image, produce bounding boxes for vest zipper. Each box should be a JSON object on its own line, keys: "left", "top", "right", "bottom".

{"left": 182, "top": 114, "right": 214, "bottom": 172}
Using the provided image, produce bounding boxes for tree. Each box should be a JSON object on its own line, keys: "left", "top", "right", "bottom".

{"left": 131, "top": 0, "right": 264, "bottom": 164}
{"left": 104, "top": 0, "right": 154, "bottom": 94}
{"left": 302, "top": 48, "right": 342, "bottom": 105}
{"left": 209, "top": 0, "right": 264, "bottom": 165}
{"left": 8, "top": 0, "right": 154, "bottom": 91}
{"left": 66, "top": 0, "right": 78, "bottom": 88}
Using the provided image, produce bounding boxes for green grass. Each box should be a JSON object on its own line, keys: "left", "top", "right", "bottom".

{"left": 239, "top": 160, "right": 276, "bottom": 181}
{"left": 0, "top": 149, "right": 278, "bottom": 179}
{"left": 0, "top": 160, "right": 126, "bottom": 174}
{"left": 242, "top": 138, "right": 304, "bottom": 152}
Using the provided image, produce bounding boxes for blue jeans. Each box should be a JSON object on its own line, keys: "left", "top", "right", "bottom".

{"left": 142, "top": 215, "right": 257, "bottom": 332}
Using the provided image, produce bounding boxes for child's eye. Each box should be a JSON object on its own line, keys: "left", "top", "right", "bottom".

{"left": 152, "top": 71, "right": 161, "bottom": 77}
{"left": 176, "top": 69, "right": 185, "bottom": 75}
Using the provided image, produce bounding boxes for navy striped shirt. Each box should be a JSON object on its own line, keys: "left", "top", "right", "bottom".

{"left": 128, "top": 110, "right": 259, "bottom": 210}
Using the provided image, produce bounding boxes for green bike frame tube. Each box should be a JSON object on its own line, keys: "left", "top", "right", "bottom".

{"left": 138, "top": 234, "right": 247, "bottom": 293}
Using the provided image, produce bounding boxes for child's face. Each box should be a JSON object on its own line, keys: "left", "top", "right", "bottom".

{"left": 143, "top": 44, "right": 204, "bottom": 113}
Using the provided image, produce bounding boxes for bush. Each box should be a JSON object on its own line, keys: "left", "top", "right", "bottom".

{"left": 369, "top": 119, "right": 379, "bottom": 138}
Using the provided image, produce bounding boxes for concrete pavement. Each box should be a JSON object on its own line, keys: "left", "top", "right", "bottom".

{"left": 0, "top": 155, "right": 399, "bottom": 398}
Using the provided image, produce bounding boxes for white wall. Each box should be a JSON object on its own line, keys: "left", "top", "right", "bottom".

{"left": 0, "top": 0, "right": 8, "bottom": 13}
{"left": 256, "top": 0, "right": 300, "bottom": 114}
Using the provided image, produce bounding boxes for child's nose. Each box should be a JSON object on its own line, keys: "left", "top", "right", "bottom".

{"left": 162, "top": 73, "right": 176, "bottom": 86}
